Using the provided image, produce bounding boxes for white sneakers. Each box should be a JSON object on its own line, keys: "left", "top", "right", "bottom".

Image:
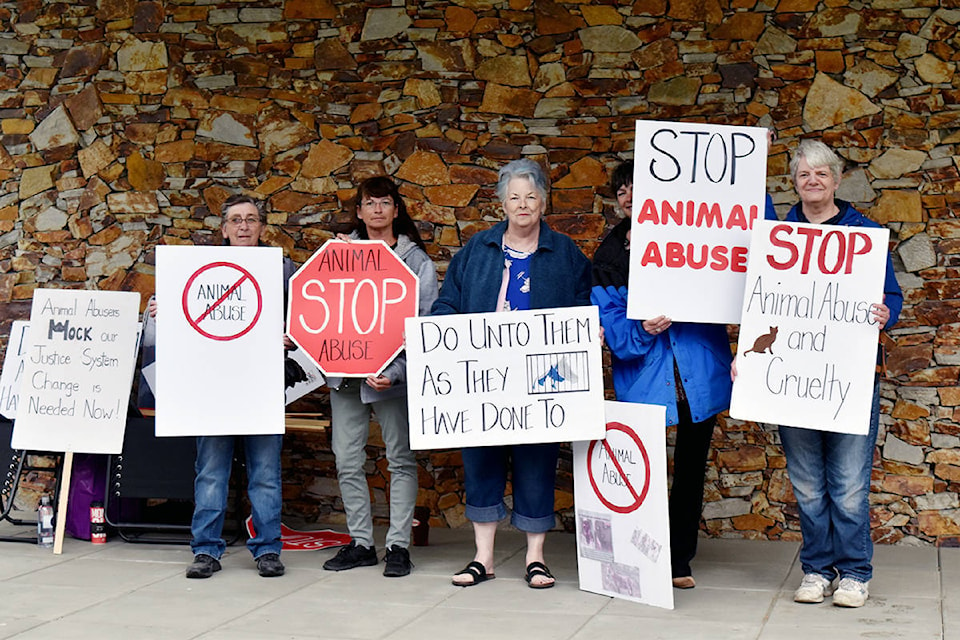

{"left": 794, "top": 573, "right": 836, "bottom": 603}
{"left": 794, "top": 573, "right": 869, "bottom": 607}
{"left": 832, "top": 577, "right": 870, "bottom": 608}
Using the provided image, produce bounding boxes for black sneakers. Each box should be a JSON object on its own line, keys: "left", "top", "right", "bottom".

{"left": 323, "top": 541, "right": 378, "bottom": 571}
{"left": 256, "top": 553, "right": 285, "bottom": 577}
{"left": 383, "top": 545, "right": 412, "bottom": 578}
{"left": 185, "top": 554, "right": 221, "bottom": 579}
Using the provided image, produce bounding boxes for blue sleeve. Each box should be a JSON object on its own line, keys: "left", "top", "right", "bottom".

{"left": 591, "top": 285, "right": 656, "bottom": 361}
{"left": 764, "top": 194, "right": 777, "bottom": 221}
{"left": 883, "top": 253, "right": 903, "bottom": 330}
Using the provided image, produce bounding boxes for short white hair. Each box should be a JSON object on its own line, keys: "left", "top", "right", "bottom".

{"left": 790, "top": 140, "right": 843, "bottom": 184}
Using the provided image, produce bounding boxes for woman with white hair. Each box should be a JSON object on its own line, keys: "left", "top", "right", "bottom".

{"left": 773, "top": 140, "right": 902, "bottom": 608}
{"left": 432, "top": 158, "right": 591, "bottom": 589}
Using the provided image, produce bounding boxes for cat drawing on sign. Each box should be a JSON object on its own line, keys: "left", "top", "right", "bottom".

{"left": 743, "top": 326, "right": 778, "bottom": 356}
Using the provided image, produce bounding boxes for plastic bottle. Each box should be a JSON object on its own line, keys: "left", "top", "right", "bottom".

{"left": 37, "top": 495, "right": 54, "bottom": 548}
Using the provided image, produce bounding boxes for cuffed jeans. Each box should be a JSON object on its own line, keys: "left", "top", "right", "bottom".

{"left": 779, "top": 380, "right": 881, "bottom": 583}
{"left": 462, "top": 443, "right": 559, "bottom": 533}
{"left": 330, "top": 380, "right": 418, "bottom": 549}
{"left": 191, "top": 434, "right": 283, "bottom": 560}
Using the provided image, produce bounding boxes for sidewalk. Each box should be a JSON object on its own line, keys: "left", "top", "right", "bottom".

{"left": 0, "top": 524, "right": 951, "bottom": 639}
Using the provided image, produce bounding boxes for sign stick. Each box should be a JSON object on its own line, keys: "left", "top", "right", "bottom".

{"left": 52, "top": 451, "right": 73, "bottom": 555}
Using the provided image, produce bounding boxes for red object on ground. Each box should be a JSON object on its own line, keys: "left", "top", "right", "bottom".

{"left": 245, "top": 517, "right": 353, "bottom": 551}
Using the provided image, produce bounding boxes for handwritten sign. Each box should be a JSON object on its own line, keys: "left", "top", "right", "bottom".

{"left": 730, "top": 219, "right": 889, "bottom": 435}
{"left": 155, "top": 246, "right": 285, "bottom": 437}
{"left": 288, "top": 240, "right": 420, "bottom": 377}
{"left": 0, "top": 321, "right": 29, "bottom": 419}
{"left": 628, "top": 120, "right": 768, "bottom": 324}
{"left": 405, "top": 306, "right": 605, "bottom": 449}
{"left": 11, "top": 290, "right": 140, "bottom": 454}
{"left": 574, "top": 401, "right": 672, "bottom": 609}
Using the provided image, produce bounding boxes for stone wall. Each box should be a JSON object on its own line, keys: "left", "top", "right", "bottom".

{"left": 1, "top": 0, "right": 959, "bottom": 543}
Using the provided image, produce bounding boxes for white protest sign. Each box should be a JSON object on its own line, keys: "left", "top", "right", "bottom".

{"left": 629, "top": 120, "right": 768, "bottom": 324}
{"left": 406, "top": 306, "right": 605, "bottom": 449}
{"left": 730, "top": 219, "right": 889, "bottom": 435}
{"left": 0, "top": 321, "right": 29, "bottom": 419}
{"left": 155, "top": 246, "right": 285, "bottom": 437}
{"left": 574, "top": 401, "right": 672, "bottom": 609}
{"left": 12, "top": 290, "right": 140, "bottom": 454}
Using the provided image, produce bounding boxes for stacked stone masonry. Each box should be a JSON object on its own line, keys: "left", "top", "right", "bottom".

{"left": 0, "top": 0, "right": 959, "bottom": 544}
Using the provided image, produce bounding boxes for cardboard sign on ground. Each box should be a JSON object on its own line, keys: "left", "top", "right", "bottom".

{"left": 574, "top": 401, "right": 672, "bottom": 609}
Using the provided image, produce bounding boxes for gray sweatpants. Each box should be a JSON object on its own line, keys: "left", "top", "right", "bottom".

{"left": 329, "top": 379, "right": 418, "bottom": 549}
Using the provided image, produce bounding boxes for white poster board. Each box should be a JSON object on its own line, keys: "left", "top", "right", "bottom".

{"left": 730, "top": 219, "right": 889, "bottom": 435}
{"left": 573, "top": 401, "right": 672, "bottom": 609}
{"left": 0, "top": 321, "right": 29, "bottom": 419}
{"left": 405, "top": 306, "right": 605, "bottom": 449}
{"left": 629, "top": 120, "right": 768, "bottom": 324}
{"left": 155, "top": 246, "right": 285, "bottom": 436}
{"left": 11, "top": 289, "right": 140, "bottom": 454}
{"left": 284, "top": 347, "right": 325, "bottom": 405}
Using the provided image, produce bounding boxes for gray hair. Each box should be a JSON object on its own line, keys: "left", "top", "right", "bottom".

{"left": 220, "top": 193, "right": 265, "bottom": 220}
{"left": 496, "top": 158, "right": 549, "bottom": 203}
{"left": 790, "top": 140, "right": 844, "bottom": 184}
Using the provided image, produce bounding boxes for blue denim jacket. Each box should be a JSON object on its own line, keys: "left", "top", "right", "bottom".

{"left": 432, "top": 219, "right": 591, "bottom": 315}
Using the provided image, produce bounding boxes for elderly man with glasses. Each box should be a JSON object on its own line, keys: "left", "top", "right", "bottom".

{"left": 147, "top": 194, "right": 296, "bottom": 579}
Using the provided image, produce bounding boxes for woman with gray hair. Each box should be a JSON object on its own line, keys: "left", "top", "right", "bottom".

{"left": 763, "top": 139, "right": 902, "bottom": 608}
{"left": 432, "top": 158, "right": 591, "bottom": 588}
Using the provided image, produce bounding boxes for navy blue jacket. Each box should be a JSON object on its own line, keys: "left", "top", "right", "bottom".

{"left": 432, "top": 219, "right": 591, "bottom": 315}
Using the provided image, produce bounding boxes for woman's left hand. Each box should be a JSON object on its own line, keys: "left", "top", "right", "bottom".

{"left": 365, "top": 375, "right": 392, "bottom": 391}
{"left": 642, "top": 315, "right": 672, "bottom": 336}
{"left": 871, "top": 302, "right": 890, "bottom": 328}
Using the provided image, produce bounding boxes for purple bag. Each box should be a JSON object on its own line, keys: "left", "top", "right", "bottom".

{"left": 65, "top": 454, "right": 107, "bottom": 540}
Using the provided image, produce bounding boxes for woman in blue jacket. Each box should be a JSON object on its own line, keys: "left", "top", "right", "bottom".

{"left": 591, "top": 160, "right": 733, "bottom": 589}
{"left": 767, "top": 140, "right": 902, "bottom": 608}
{"left": 433, "top": 158, "right": 591, "bottom": 589}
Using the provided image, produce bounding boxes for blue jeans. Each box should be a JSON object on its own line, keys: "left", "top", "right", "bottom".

{"left": 779, "top": 380, "right": 880, "bottom": 582}
{"left": 461, "top": 443, "right": 559, "bottom": 533}
{"left": 191, "top": 434, "right": 283, "bottom": 560}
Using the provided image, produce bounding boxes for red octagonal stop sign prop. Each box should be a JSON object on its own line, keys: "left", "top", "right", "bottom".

{"left": 287, "top": 240, "right": 420, "bottom": 377}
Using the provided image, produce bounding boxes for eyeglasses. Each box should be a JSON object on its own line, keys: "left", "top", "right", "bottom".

{"left": 225, "top": 216, "right": 262, "bottom": 226}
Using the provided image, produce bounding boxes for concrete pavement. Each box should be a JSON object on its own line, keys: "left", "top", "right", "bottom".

{"left": 0, "top": 524, "right": 951, "bottom": 639}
